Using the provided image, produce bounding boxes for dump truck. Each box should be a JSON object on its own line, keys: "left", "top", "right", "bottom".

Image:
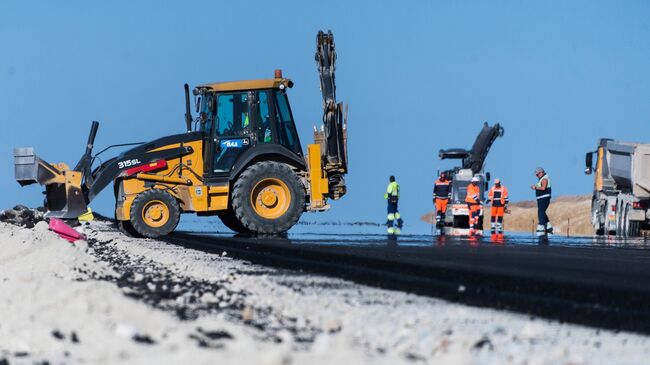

{"left": 437, "top": 122, "right": 504, "bottom": 235}
{"left": 584, "top": 139, "right": 650, "bottom": 237}
{"left": 14, "top": 30, "right": 348, "bottom": 237}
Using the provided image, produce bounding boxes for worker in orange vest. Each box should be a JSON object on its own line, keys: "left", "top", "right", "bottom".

{"left": 433, "top": 172, "right": 452, "bottom": 230}
{"left": 465, "top": 176, "right": 482, "bottom": 236}
{"left": 487, "top": 178, "right": 509, "bottom": 235}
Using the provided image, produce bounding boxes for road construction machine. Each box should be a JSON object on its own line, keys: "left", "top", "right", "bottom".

{"left": 584, "top": 139, "right": 650, "bottom": 237}
{"left": 14, "top": 30, "right": 348, "bottom": 237}
{"left": 437, "top": 122, "right": 504, "bottom": 235}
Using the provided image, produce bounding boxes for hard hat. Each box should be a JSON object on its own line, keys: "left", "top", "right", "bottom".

{"left": 535, "top": 167, "right": 545, "bottom": 174}
{"left": 494, "top": 178, "right": 501, "bottom": 184}
{"left": 471, "top": 176, "right": 480, "bottom": 183}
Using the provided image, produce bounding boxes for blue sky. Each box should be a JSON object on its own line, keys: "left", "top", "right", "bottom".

{"left": 2, "top": 1, "right": 650, "bottom": 233}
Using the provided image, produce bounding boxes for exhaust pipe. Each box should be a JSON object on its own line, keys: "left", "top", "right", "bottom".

{"left": 184, "top": 83, "right": 192, "bottom": 132}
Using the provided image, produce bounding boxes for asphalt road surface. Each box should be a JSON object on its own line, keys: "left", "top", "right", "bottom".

{"left": 166, "top": 231, "right": 650, "bottom": 334}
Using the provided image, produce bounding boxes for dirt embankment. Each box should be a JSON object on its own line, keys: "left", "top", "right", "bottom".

{"left": 421, "top": 195, "right": 593, "bottom": 236}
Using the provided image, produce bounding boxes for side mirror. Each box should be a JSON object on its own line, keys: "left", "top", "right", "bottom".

{"left": 585, "top": 152, "right": 593, "bottom": 175}
{"left": 485, "top": 172, "right": 491, "bottom": 182}
{"left": 195, "top": 97, "right": 201, "bottom": 113}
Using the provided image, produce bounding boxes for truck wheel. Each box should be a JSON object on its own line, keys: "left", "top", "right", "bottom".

{"left": 231, "top": 161, "right": 305, "bottom": 234}
{"left": 623, "top": 203, "right": 631, "bottom": 237}
{"left": 629, "top": 220, "right": 640, "bottom": 237}
{"left": 218, "top": 209, "right": 251, "bottom": 234}
{"left": 615, "top": 201, "right": 624, "bottom": 236}
{"left": 129, "top": 189, "right": 180, "bottom": 238}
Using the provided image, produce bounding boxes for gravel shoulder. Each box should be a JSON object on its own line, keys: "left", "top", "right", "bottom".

{"left": 1, "top": 217, "right": 649, "bottom": 364}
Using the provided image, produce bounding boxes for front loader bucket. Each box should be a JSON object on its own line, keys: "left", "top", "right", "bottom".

{"left": 14, "top": 147, "right": 56, "bottom": 186}
{"left": 14, "top": 147, "right": 88, "bottom": 219}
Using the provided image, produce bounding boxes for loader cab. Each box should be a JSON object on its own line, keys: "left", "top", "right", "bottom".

{"left": 194, "top": 76, "right": 304, "bottom": 180}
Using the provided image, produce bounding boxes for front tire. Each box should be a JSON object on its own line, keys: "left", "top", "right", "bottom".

{"left": 129, "top": 189, "right": 180, "bottom": 238}
{"left": 231, "top": 161, "right": 305, "bottom": 234}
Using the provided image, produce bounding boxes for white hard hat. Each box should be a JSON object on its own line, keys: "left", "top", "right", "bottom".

{"left": 471, "top": 176, "right": 480, "bottom": 182}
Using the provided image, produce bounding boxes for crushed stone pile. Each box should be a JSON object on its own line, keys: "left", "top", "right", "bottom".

{"left": 0, "top": 205, "right": 46, "bottom": 228}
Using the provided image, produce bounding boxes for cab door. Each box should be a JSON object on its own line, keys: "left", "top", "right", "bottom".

{"left": 209, "top": 91, "right": 255, "bottom": 175}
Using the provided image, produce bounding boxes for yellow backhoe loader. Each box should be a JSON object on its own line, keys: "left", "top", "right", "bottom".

{"left": 14, "top": 30, "right": 348, "bottom": 237}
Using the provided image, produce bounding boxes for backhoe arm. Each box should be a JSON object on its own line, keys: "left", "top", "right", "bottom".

{"left": 315, "top": 30, "right": 347, "bottom": 171}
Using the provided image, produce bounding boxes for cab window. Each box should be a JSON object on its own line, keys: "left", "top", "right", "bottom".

{"left": 200, "top": 94, "right": 215, "bottom": 135}
{"left": 253, "top": 90, "right": 273, "bottom": 143}
{"left": 216, "top": 92, "right": 249, "bottom": 137}
{"left": 274, "top": 91, "right": 302, "bottom": 155}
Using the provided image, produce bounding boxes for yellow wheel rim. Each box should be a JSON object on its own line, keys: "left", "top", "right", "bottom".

{"left": 251, "top": 178, "right": 291, "bottom": 219}
{"left": 141, "top": 200, "right": 170, "bottom": 228}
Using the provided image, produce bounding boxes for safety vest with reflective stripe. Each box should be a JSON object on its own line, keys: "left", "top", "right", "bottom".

{"left": 535, "top": 174, "right": 552, "bottom": 199}
{"left": 433, "top": 179, "right": 451, "bottom": 199}
{"left": 465, "top": 183, "right": 480, "bottom": 204}
{"left": 385, "top": 181, "right": 400, "bottom": 199}
{"left": 488, "top": 185, "right": 509, "bottom": 206}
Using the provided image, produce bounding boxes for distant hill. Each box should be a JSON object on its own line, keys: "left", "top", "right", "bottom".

{"left": 420, "top": 195, "right": 593, "bottom": 236}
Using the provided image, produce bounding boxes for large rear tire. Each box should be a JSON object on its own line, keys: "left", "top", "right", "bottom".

{"left": 231, "top": 161, "right": 305, "bottom": 234}
{"left": 129, "top": 189, "right": 180, "bottom": 238}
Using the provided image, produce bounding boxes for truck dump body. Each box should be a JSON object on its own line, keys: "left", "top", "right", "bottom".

{"left": 602, "top": 140, "right": 650, "bottom": 198}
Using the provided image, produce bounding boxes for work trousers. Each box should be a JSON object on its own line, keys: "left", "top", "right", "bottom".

{"left": 387, "top": 201, "right": 403, "bottom": 234}
{"left": 537, "top": 197, "right": 550, "bottom": 226}
{"left": 467, "top": 203, "right": 481, "bottom": 229}
{"left": 435, "top": 198, "right": 449, "bottom": 224}
{"left": 491, "top": 206, "right": 505, "bottom": 233}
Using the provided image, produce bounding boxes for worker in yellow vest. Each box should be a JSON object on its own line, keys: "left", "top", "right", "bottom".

{"left": 384, "top": 175, "right": 403, "bottom": 235}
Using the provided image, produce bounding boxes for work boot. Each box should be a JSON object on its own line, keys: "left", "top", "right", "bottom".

{"left": 546, "top": 223, "right": 553, "bottom": 234}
